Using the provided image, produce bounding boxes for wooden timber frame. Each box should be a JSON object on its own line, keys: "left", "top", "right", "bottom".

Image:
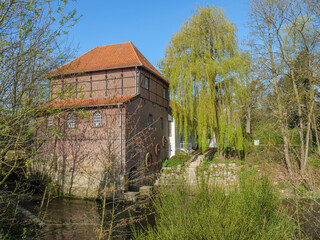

{"left": 51, "top": 66, "right": 169, "bottom": 108}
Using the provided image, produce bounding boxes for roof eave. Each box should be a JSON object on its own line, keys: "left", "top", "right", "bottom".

{"left": 51, "top": 102, "right": 125, "bottom": 110}
{"left": 49, "top": 95, "right": 140, "bottom": 109}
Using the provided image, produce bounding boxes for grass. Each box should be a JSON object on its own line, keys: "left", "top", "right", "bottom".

{"left": 162, "top": 154, "right": 191, "bottom": 169}
{"left": 308, "top": 153, "right": 320, "bottom": 170}
{"left": 198, "top": 156, "right": 241, "bottom": 174}
{"left": 202, "top": 157, "right": 214, "bottom": 167}
{"left": 133, "top": 169, "right": 297, "bottom": 240}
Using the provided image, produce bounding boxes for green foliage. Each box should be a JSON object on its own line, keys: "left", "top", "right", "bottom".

{"left": 162, "top": 154, "right": 191, "bottom": 169}
{"left": 160, "top": 6, "right": 250, "bottom": 152}
{"left": 0, "top": 0, "right": 80, "bottom": 237}
{"left": 307, "top": 152, "right": 320, "bottom": 170}
{"left": 134, "top": 169, "right": 296, "bottom": 240}
{"left": 202, "top": 157, "right": 214, "bottom": 167}
{"left": 161, "top": 159, "right": 168, "bottom": 167}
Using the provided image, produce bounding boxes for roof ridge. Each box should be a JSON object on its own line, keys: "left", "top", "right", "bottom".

{"left": 129, "top": 41, "right": 143, "bottom": 66}
{"left": 96, "top": 41, "right": 131, "bottom": 48}
{"left": 52, "top": 42, "right": 169, "bottom": 83}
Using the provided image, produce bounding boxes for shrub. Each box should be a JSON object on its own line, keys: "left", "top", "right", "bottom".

{"left": 133, "top": 169, "right": 296, "bottom": 240}
{"left": 308, "top": 153, "right": 320, "bottom": 170}
{"left": 162, "top": 154, "right": 191, "bottom": 169}
{"left": 162, "top": 159, "right": 168, "bottom": 167}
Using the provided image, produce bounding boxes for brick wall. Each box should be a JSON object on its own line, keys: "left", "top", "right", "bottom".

{"left": 51, "top": 67, "right": 137, "bottom": 100}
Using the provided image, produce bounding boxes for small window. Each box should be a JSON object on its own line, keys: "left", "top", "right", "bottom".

{"left": 163, "top": 88, "right": 166, "bottom": 99}
{"left": 148, "top": 114, "right": 153, "bottom": 130}
{"left": 168, "top": 122, "right": 172, "bottom": 137}
{"left": 47, "top": 117, "right": 53, "bottom": 128}
{"left": 144, "top": 77, "right": 150, "bottom": 90}
{"left": 67, "top": 113, "right": 76, "bottom": 128}
{"left": 160, "top": 117, "right": 164, "bottom": 130}
{"left": 93, "top": 111, "right": 102, "bottom": 127}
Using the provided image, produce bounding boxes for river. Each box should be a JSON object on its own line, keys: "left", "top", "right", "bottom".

{"left": 21, "top": 196, "right": 320, "bottom": 240}
{"left": 21, "top": 197, "right": 154, "bottom": 240}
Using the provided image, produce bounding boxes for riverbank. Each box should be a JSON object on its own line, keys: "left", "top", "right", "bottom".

{"left": 134, "top": 168, "right": 320, "bottom": 240}
{"left": 2, "top": 152, "right": 319, "bottom": 239}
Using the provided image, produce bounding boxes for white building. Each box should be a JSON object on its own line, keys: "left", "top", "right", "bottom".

{"left": 168, "top": 114, "right": 195, "bottom": 157}
{"left": 168, "top": 113, "right": 217, "bottom": 158}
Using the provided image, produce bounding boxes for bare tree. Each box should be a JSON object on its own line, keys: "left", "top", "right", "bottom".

{"left": 249, "top": 0, "right": 320, "bottom": 175}
{"left": 0, "top": 0, "right": 79, "bottom": 237}
{"left": 249, "top": 0, "right": 294, "bottom": 174}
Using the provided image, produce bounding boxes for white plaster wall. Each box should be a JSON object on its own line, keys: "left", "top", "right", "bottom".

{"left": 168, "top": 114, "right": 217, "bottom": 158}
{"left": 168, "top": 113, "right": 196, "bottom": 158}
{"left": 168, "top": 114, "right": 175, "bottom": 158}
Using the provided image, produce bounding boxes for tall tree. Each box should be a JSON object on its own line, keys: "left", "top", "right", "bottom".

{"left": 249, "top": 0, "right": 320, "bottom": 174}
{"left": 0, "top": 0, "right": 79, "bottom": 184}
{"left": 0, "top": 1, "right": 79, "bottom": 236}
{"left": 160, "top": 6, "right": 250, "bottom": 154}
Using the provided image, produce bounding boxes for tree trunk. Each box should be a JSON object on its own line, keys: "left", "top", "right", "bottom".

{"left": 312, "top": 114, "right": 320, "bottom": 155}
{"left": 267, "top": 22, "right": 293, "bottom": 175}
{"left": 301, "top": 85, "right": 315, "bottom": 174}
{"left": 246, "top": 105, "right": 251, "bottom": 135}
{"left": 290, "top": 69, "right": 305, "bottom": 167}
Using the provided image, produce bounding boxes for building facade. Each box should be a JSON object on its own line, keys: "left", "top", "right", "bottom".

{"left": 168, "top": 112, "right": 217, "bottom": 158}
{"left": 37, "top": 42, "right": 169, "bottom": 198}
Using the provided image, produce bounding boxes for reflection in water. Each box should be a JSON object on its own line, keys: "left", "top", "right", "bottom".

{"left": 23, "top": 198, "right": 99, "bottom": 239}
{"left": 22, "top": 197, "right": 153, "bottom": 240}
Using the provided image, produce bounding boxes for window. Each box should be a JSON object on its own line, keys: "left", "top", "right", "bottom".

{"left": 93, "top": 111, "right": 102, "bottom": 127}
{"left": 144, "top": 77, "right": 150, "bottom": 90}
{"left": 67, "top": 113, "right": 76, "bottom": 128}
{"left": 163, "top": 88, "right": 166, "bottom": 99}
{"left": 47, "top": 117, "right": 53, "bottom": 128}
{"left": 148, "top": 114, "right": 153, "bottom": 130}
{"left": 168, "top": 122, "right": 172, "bottom": 137}
{"left": 160, "top": 117, "right": 164, "bottom": 130}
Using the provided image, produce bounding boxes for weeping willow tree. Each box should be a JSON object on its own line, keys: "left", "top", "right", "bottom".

{"left": 159, "top": 6, "right": 250, "bottom": 154}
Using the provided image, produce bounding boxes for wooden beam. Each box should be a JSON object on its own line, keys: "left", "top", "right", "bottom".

{"left": 121, "top": 69, "right": 123, "bottom": 96}
{"left": 75, "top": 77, "right": 78, "bottom": 98}
{"left": 105, "top": 70, "right": 108, "bottom": 96}
{"left": 90, "top": 72, "right": 93, "bottom": 96}
{"left": 135, "top": 66, "right": 137, "bottom": 94}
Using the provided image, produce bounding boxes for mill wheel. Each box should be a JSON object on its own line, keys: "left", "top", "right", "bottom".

{"left": 162, "top": 136, "right": 167, "bottom": 147}
{"left": 145, "top": 152, "right": 152, "bottom": 168}
{"left": 155, "top": 144, "right": 161, "bottom": 156}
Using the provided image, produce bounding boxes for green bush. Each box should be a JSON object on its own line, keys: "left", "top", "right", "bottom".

{"left": 162, "top": 154, "right": 191, "bottom": 169}
{"left": 162, "top": 159, "right": 168, "bottom": 167}
{"left": 308, "top": 153, "right": 320, "bottom": 170}
{"left": 202, "top": 157, "right": 213, "bottom": 168}
{"left": 133, "top": 169, "right": 296, "bottom": 240}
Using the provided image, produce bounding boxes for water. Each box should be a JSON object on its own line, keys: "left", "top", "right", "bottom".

{"left": 21, "top": 197, "right": 153, "bottom": 240}
{"left": 21, "top": 197, "right": 320, "bottom": 239}
{"left": 282, "top": 198, "right": 320, "bottom": 240}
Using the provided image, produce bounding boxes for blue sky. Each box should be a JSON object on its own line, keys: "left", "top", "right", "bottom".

{"left": 67, "top": 0, "right": 250, "bottom": 69}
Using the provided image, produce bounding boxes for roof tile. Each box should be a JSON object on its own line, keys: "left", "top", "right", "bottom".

{"left": 52, "top": 42, "right": 168, "bottom": 83}
{"left": 48, "top": 95, "right": 135, "bottom": 109}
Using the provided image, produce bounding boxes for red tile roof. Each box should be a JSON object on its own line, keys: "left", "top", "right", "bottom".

{"left": 48, "top": 95, "right": 136, "bottom": 109}
{"left": 52, "top": 41, "right": 168, "bottom": 83}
